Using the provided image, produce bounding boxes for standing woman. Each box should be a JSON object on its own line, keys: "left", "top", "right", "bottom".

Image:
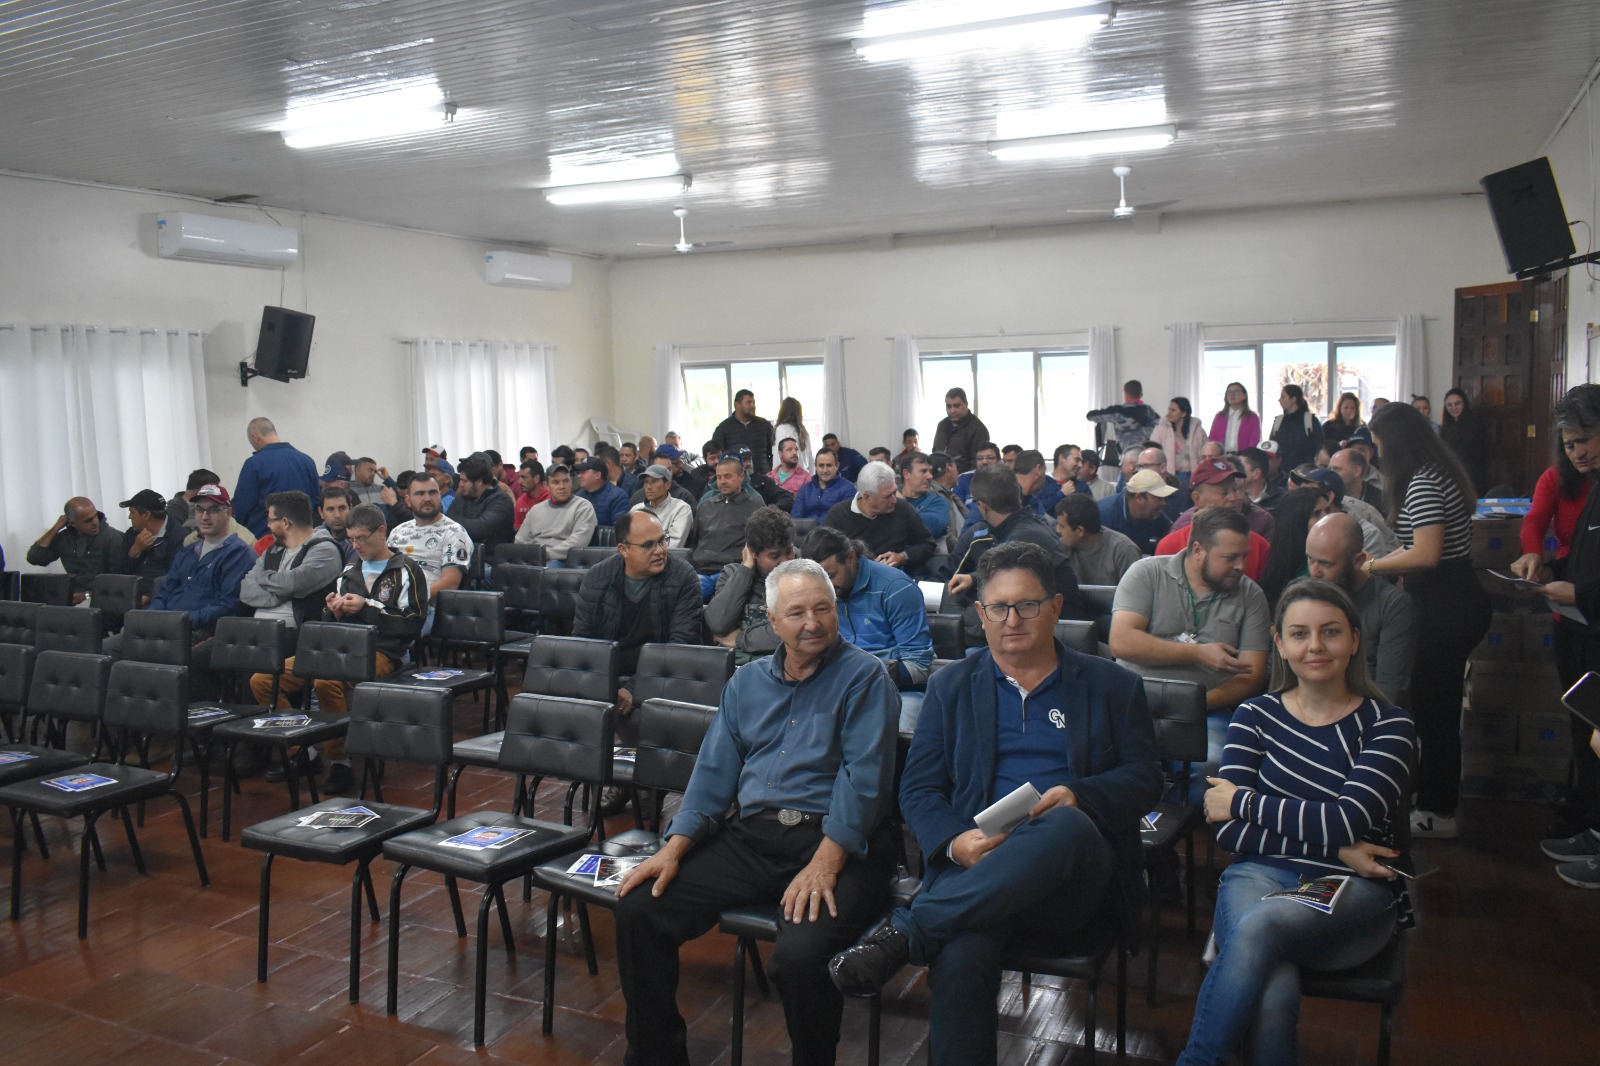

{"left": 1179, "top": 579, "right": 1414, "bottom": 1066}
{"left": 1152, "top": 397, "right": 1210, "bottom": 482}
{"left": 1363, "top": 400, "right": 1491, "bottom": 839}
{"left": 1270, "top": 384, "right": 1324, "bottom": 471}
{"left": 1323, "top": 392, "right": 1364, "bottom": 445}
{"left": 1208, "top": 381, "right": 1261, "bottom": 453}
{"left": 1439, "top": 388, "right": 1489, "bottom": 495}
{"left": 773, "top": 396, "right": 812, "bottom": 473}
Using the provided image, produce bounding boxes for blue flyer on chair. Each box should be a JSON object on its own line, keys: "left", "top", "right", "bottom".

{"left": 41, "top": 773, "right": 116, "bottom": 792}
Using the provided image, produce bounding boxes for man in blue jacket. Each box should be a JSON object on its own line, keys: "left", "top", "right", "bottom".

{"left": 233, "top": 417, "right": 321, "bottom": 536}
{"left": 574, "top": 457, "right": 630, "bottom": 528}
{"left": 791, "top": 447, "right": 855, "bottom": 522}
{"left": 829, "top": 542, "right": 1161, "bottom": 1066}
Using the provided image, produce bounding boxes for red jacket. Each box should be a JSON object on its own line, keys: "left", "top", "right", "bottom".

{"left": 1521, "top": 466, "right": 1591, "bottom": 558}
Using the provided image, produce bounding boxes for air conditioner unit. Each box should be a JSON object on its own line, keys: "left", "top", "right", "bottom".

{"left": 155, "top": 212, "right": 299, "bottom": 269}
{"left": 484, "top": 250, "right": 573, "bottom": 290}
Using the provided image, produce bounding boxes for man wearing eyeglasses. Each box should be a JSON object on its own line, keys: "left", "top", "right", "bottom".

{"left": 829, "top": 542, "right": 1161, "bottom": 1066}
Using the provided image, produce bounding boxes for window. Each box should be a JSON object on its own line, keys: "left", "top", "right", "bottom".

{"left": 917, "top": 349, "right": 1097, "bottom": 456}
{"left": 680, "top": 358, "right": 824, "bottom": 456}
{"left": 1200, "top": 338, "right": 1397, "bottom": 428}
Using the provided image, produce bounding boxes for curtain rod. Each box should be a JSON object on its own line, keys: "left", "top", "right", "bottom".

{"left": 893, "top": 327, "right": 1098, "bottom": 342}
{"left": 1174, "top": 316, "right": 1437, "bottom": 330}
{"left": 0, "top": 324, "right": 204, "bottom": 335}
{"left": 675, "top": 336, "right": 851, "bottom": 351}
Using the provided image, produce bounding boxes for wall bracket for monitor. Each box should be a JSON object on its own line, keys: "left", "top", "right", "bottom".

{"left": 1514, "top": 251, "right": 1600, "bottom": 280}
{"left": 239, "top": 361, "right": 260, "bottom": 387}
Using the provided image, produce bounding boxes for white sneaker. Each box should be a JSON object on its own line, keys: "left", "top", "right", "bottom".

{"left": 1411, "top": 809, "right": 1458, "bottom": 840}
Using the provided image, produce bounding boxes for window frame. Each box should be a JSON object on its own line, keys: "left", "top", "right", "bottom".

{"left": 1201, "top": 335, "right": 1398, "bottom": 421}
{"left": 678, "top": 355, "right": 824, "bottom": 452}
{"left": 917, "top": 346, "right": 1091, "bottom": 453}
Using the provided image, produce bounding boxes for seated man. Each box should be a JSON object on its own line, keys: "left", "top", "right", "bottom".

{"left": 901, "top": 451, "right": 961, "bottom": 551}
{"left": 954, "top": 441, "right": 1001, "bottom": 505}
{"left": 1097, "top": 469, "right": 1175, "bottom": 555}
{"left": 601, "top": 444, "right": 640, "bottom": 499}
{"left": 1110, "top": 507, "right": 1270, "bottom": 797}
{"left": 705, "top": 506, "right": 795, "bottom": 665}
{"left": 822, "top": 432, "right": 869, "bottom": 483}
{"left": 682, "top": 441, "right": 720, "bottom": 500}
{"left": 27, "top": 496, "right": 123, "bottom": 602}
{"left": 1290, "top": 463, "right": 1399, "bottom": 558}
{"left": 446, "top": 455, "right": 516, "bottom": 554}
{"left": 1134, "top": 447, "right": 1189, "bottom": 522}
{"left": 1055, "top": 493, "right": 1141, "bottom": 587}
{"left": 1153, "top": 459, "right": 1271, "bottom": 581}
{"left": 1168, "top": 457, "right": 1275, "bottom": 540}
{"left": 1011, "top": 449, "right": 1064, "bottom": 517}
{"left": 824, "top": 461, "right": 936, "bottom": 572}
{"left": 630, "top": 463, "right": 695, "bottom": 549}
{"left": 1050, "top": 443, "right": 1091, "bottom": 497}
{"left": 1304, "top": 511, "right": 1416, "bottom": 704}
{"left": 387, "top": 475, "right": 472, "bottom": 608}
{"left": 829, "top": 542, "right": 1162, "bottom": 1066}
{"left": 614, "top": 558, "right": 899, "bottom": 1066}
{"left": 791, "top": 446, "right": 855, "bottom": 521}
{"left": 692, "top": 456, "right": 762, "bottom": 599}
{"left": 314, "top": 485, "right": 360, "bottom": 566}
{"left": 772, "top": 436, "right": 813, "bottom": 497}
{"left": 575, "top": 457, "right": 630, "bottom": 528}
{"left": 737, "top": 446, "right": 797, "bottom": 511}
{"left": 1238, "top": 447, "right": 1286, "bottom": 515}
{"left": 117, "top": 489, "right": 187, "bottom": 587}
{"left": 513, "top": 459, "right": 549, "bottom": 529}
{"left": 514, "top": 464, "right": 596, "bottom": 567}
{"left": 803, "top": 527, "right": 934, "bottom": 732}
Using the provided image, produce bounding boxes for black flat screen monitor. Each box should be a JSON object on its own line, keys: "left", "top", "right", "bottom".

{"left": 1480, "top": 157, "right": 1576, "bottom": 276}
{"left": 253, "top": 306, "right": 314, "bottom": 382}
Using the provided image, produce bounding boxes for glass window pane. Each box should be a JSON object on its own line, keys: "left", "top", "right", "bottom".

{"left": 1333, "top": 344, "right": 1397, "bottom": 421}
{"left": 1200, "top": 348, "right": 1258, "bottom": 426}
{"left": 975, "top": 351, "right": 1037, "bottom": 450}
{"left": 919, "top": 356, "right": 974, "bottom": 443}
{"left": 1263, "top": 341, "right": 1331, "bottom": 418}
{"left": 1039, "top": 352, "right": 1097, "bottom": 460}
{"left": 780, "top": 361, "right": 827, "bottom": 450}
{"left": 729, "top": 361, "right": 781, "bottom": 426}
{"left": 681, "top": 365, "right": 729, "bottom": 454}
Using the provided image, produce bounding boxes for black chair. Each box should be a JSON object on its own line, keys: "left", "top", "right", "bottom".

{"left": 929, "top": 614, "right": 965, "bottom": 661}
{"left": 19, "top": 574, "right": 74, "bottom": 606}
{"left": 0, "top": 660, "right": 208, "bottom": 938}
{"left": 1139, "top": 676, "right": 1208, "bottom": 1005}
{"left": 492, "top": 542, "right": 547, "bottom": 567}
{"left": 22, "top": 650, "right": 112, "bottom": 754}
{"left": 0, "top": 643, "right": 34, "bottom": 743}
{"left": 1302, "top": 934, "right": 1406, "bottom": 1066}
{"left": 241, "top": 683, "right": 454, "bottom": 1003}
{"left": 1081, "top": 584, "right": 1117, "bottom": 616}
{"left": 667, "top": 547, "right": 693, "bottom": 569}
{"left": 383, "top": 693, "right": 617, "bottom": 1045}
{"left": 390, "top": 589, "right": 507, "bottom": 732}
{"left": 0, "top": 644, "right": 88, "bottom": 785}
{"left": 0, "top": 571, "right": 19, "bottom": 600}
{"left": 792, "top": 517, "right": 818, "bottom": 539}
{"left": 569, "top": 546, "right": 618, "bottom": 568}
{"left": 492, "top": 562, "right": 543, "bottom": 635}
{"left": 117, "top": 609, "right": 192, "bottom": 666}
{"left": 592, "top": 525, "right": 618, "bottom": 548}
{"left": 538, "top": 567, "right": 588, "bottom": 635}
{"left": 998, "top": 912, "right": 1127, "bottom": 1061}
{"left": 630, "top": 643, "right": 733, "bottom": 709}
{"left": 89, "top": 574, "right": 142, "bottom": 633}
{"left": 0, "top": 602, "right": 40, "bottom": 645}
{"left": 530, "top": 698, "right": 717, "bottom": 1034}
{"left": 34, "top": 604, "right": 103, "bottom": 654}
{"left": 214, "top": 622, "right": 376, "bottom": 840}
{"left": 1054, "top": 619, "right": 1098, "bottom": 656}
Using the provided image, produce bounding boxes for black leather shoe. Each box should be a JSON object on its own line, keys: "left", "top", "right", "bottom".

{"left": 829, "top": 923, "right": 909, "bottom": 997}
{"left": 600, "top": 786, "right": 632, "bottom": 816}
{"left": 321, "top": 762, "right": 355, "bottom": 797}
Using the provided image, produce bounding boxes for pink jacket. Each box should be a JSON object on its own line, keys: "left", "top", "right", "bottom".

{"left": 1151, "top": 419, "right": 1211, "bottom": 474}
{"left": 1208, "top": 409, "right": 1261, "bottom": 453}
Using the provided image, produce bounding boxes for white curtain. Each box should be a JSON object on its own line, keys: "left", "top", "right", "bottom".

{"left": 1395, "top": 313, "right": 1425, "bottom": 401}
{"left": 1168, "top": 321, "right": 1204, "bottom": 403}
{"left": 889, "top": 335, "right": 920, "bottom": 441}
{"left": 409, "top": 338, "right": 556, "bottom": 459}
{"left": 0, "top": 324, "right": 210, "bottom": 569}
{"left": 1087, "top": 325, "right": 1118, "bottom": 407}
{"left": 653, "top": 342, "right": 684, "bottom": 441}
{"left": 823, "top": 334, "right": 850, "bottom": 442}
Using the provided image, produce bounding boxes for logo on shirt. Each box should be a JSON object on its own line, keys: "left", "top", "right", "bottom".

{"left": 1048, "top": 708, "right": 1066, "bottom": 730}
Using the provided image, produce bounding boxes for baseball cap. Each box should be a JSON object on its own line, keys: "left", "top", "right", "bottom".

{"left": 119, "top": 489, "right": 168, "bottom": 513}
{"left": 192, "top": 484, "right": 231, "bottom": 507}
{"left": 422, "top": 445, "right": 448, "bottom": 459}
{"left": 576, "top": 457, "right": 608, "bottom": 474}
{"left": 321, "top": 450, "right": 353, "bottom": 482}
{"left": 1126, "top": 470, "right": 1178, "bottom": 497}
{"left": 1256, "top": 440, "right": 1280, "bottom": 457}
{"left": 434, "top": 459, "right": 455, "bottom": 478}
{"left": 1190, "top": 459, "right": 1240, "bottom": 487}
{"left": 642, "top": 464, "right": 672, "bottom": 481}
{"left": 654, "top": 443, "right": 682, "bottom": 460}
{"left": 1290, "top": 466, "right": 1346, "bottom": 500}
{"left": 1344, "top": 426, "right": 1374, "bottom": 449}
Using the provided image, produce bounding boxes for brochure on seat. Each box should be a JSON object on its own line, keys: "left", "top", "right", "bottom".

{"left": 0, "top": 752, "right": 40, "bottom": 765}
{"left": 252, "top": 714, "right": 311, "bottom": 729}
{"left": 566, "top": 852, "right": 648, "bottom": 887}
{"left": 41, "top": 773, "right": 117, "bottom": 793}
{"left": 974, "top": 782, "right": 1041, "bottom": 838}
{"left": 187, "top": 706, "right": 232, "bottom": 721}
{"left": 613, "top": 747, "right": 638, "bottom": 763}
{"left": 1140, "top": 811, "right": 1162, "bottom": 832}
{"left": 413, "top": 669, "right": 464, "bottom": 680}
{"left": 297, "top": 806, "right": 380, "bottom": 830}
{"left": 1262, "top": 875, "right": 1349, "bottom": 914}
{"left": 438, "top": 826, "right": 534, "bottom": 851}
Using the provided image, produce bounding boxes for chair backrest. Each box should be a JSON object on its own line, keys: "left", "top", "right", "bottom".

{"left": 345, "top": 682, "right": 454, "bottom": 766}
{"left": 90, "top": 574, "right": 143, "bottom": 627}
{"left": 592, "top": 525, "right": 618, "bottom": 548}
{"left": 929, "top": 613, "right": 965, "bottom": 661}
{"left": 498, "top": 693, "right": 616, "bottom": 788}
{"left": 35, "top": 605, "right": 104, "bottom": 654}
{"left": 570, "top": 546, "right": 618, "bottom": 568}
{"left": 493, "top": 542, "right": 547, "bottom": 567}
{"left": 19, "top": 573, "right": 75, "bottom": 606}
{"left": 103, "top": 660, "right": 189, "bottom": 737}
{"left": 523, "top": 635, "right": 619, "bottom": 703}
{"left": 208, "top": 615, "right": 292, "bottom": 676}
{"left": 1, "top": 571, "right": 18, "bottom": 600}
{"left": 432, "top": 589, "right": 506, "bottom": 645}
{"left": 633, "top": 699, "right": 716, "bottom": 795}
{"left": 119, "top": 610, "right": 193, "bottom": 666}
{"left": 292, "top": 622, "right": 379, "bottom": 684}
{"left": 1142, "top": 676, "right": 1209, "bottom": 765}
{"left": 792, "top": 517, "right": 818, "bottom": 539}
{"left": 538, "top": 568, "right": 589, "bottom": 622}
{"left": 667, "top": 547, "right": 693, "bottom": 569}
{"left": 467, "top": 543, "right": 485, "bottom": 582}
{"left": 492, "top": 563, "right": 543, "bottom": 612}
{"left": 27, "top": 650, "right": 112, "bottom": 722}
{"left": 0, "top": 643, "right": 35, "bottom": 707}
{"left": 1054, "top": 619, "right": 1097, "bottom": 657}
{"left": 0, "top": 601, "right": 40, "bottom": 645}
{"left": 1080, "top": 584, "right": 1118, "bottom": 615}
{"left": 631, "top": 643, "right": 734, "bottom": 708}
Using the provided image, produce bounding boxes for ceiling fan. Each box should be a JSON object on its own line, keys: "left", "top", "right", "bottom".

{"left": 637, "top": 207, "right": 733, "bottom": 253}
{"left": 1059, "top": 165, "right": 1180, "bottom": 220}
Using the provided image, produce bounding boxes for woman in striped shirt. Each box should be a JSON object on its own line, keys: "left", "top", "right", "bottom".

{"left": 1179, "top": 580, "right": 1415, "bottom": 1066}
{"left": 1363, "top": 400, "right": 1491, "bottom": 839}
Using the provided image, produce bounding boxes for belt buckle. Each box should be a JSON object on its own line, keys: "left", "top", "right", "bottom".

{"left": 778, "top": 809, "right": 803, "bottom": 826}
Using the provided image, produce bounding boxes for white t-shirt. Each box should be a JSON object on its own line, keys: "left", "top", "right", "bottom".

{"left": 387, "top": 516, "right": 473, "bottom": 588}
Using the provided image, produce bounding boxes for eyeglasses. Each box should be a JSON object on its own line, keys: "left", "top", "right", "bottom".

{"left": 622, "top": 538, "right": 666, "bottom": 552}
{"left": 977, "top": 599, "right": 1047, "bottom": 623}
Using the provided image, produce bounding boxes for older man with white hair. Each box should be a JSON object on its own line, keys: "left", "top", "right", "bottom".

{"left": 823, "top": 460, "right": 936, "bottom": 571}
{"left": 614, "top": 557, "right": 900, "bottom": 1066}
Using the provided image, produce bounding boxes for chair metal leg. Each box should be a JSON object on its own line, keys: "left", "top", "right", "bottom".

{"left": 386, "top": 864, "right": 410, "bottom": 1015}
{"left": 87, "top": 823, "right": 107, "bottom": 871}
{"left": 1378, "top": 1003, "right": 1393, "bottom": 1066}
{"left": 492, "top": 884, "right": 515, "bottom": 953}
{"left": 195, "top": 739, "right": 212, "bottom": 838}
{"left": 474, "top": 888, "right": 494, "bottom": 1045}
{"left": 257, "top": 854, "right": 274, "bottom": 982}
{"left": 577, "top": 901, "right": 598, "bottom": 975}
{"left": 77, "top": 811, "right": 102, "bottom": 938}
{"left": 731, "top": 936, "right": 747, "bottom": 1066}
{"left": 867, "top": 993, "right": 881, "bottom": 1066}
{"left": 1116, "top": 938, "right": 1127, "bottom": 1054}
{"left": 221, "top": 742, "right": 236, "bottom": 842}
{"left": 348, "top": 862, "right": 365, "bottom": 1002}
{"left": 447, "top": 763, "right": 466, "bottom": 819}
{"left": 542, "top": 892, "right": 560, "bottom": 1035}
{"left": 28, "top": 812, "right": 49, "bottom": 859}
{"left": 747, "top": 938, "right": 770, "bottom": 996}
{"left": 445, "top": 875, "right": 467, "bottom": 937}
{"left": 1185, "top": 830, "right": 1197, "bottom": 935}
{"left": 168, "top": 790, "right": 209, "bottom": 887}
{"left": 10, "top": 808, "right": 25, "bottom": 920}
{"left": 1146, "top": 888, "right": 1160, "bottom": 1007}
{"left": 119, "top": 805, "right": 148, "bottom": 875}
{"left": 361, "top": 862, "right": 380, "bottom": 922}
{"left": 1084, "top": 973, "right": 1098, "bottom": 1062}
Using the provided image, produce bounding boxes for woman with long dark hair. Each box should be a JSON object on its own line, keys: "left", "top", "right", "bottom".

{"left": 1179, "top": 578, "right": 1414, "bottom": 1066}
{"left": 1363, "top": 401, "right": 1491, "bottom": 839}
{"left": 1439, "top": 388, "right": 1489, "bottom": 495}
{"left": 1270, "top": 384, "right": 1323, "bottom": 471}
{"left": 1512, "top": 432, "right": 1593, "bottom": 577}
{"left": 1208, "top": 381, "right": 1261, "bottom": 453}
{"left": 773, "top": 396, "right": 811, "bottom": 472}
{"left": 1323, "top": 391, "right": 1364, "bottom": 445}
{"left": 1257, "top": 488, "right": 1333, "bottom": 608}
{"left": 1152, "top": 396, "right": 1209, "bottom": 479}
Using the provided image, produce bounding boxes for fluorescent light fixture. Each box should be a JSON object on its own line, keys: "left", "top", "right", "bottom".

{"left": 988, "top": 123, "right": 1176, "bottom": 160}
{"left": 278, "top": 78, "right": 454, "bottom": 149}
{"left": 852, "top": 3, "right": 1113, "bottom": 62}
{"left": 546, "top": 152, "right": 681, "bottom": 187}
{"left": 543, "top": 174, "right": 691, "bottom": 206}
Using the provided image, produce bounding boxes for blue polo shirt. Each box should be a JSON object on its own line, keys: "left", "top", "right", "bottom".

{"left": 1097, "top": 492, "right": 1171, "bottom": 556}
{"left": 992, "top": 657, "right": 1077, "bottom": 800}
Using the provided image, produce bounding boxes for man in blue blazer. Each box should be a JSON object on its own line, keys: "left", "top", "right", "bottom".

{"left": 829, "top": 541, "right": 1161, "bottom": 1066}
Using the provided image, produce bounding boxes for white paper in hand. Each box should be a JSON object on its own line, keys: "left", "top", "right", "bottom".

{"left": 974, "top": 782, "right": 1041, "bottom": 837}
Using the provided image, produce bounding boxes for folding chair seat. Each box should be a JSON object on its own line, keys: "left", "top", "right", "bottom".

{"left": 34, "top": 604, "right": 103, "bottom": 654}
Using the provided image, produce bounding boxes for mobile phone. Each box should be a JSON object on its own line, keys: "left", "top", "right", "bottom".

{"left": 1562, "top": 672, "right": 1600, "bottom": 731}
{"left": 1378, "top": 853, "right": 1440, "bottom": 880}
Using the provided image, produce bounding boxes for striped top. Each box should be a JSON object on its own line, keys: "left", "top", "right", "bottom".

{"left": 1393, "top": 463, "right": 1474, "bottom": 561}
{"left": 1217, "top": 693, "right": 1415, "bottom": 879}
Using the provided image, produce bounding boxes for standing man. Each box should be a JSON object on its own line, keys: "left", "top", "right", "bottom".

{"left": 931, "top": 387, "right": 991, "bottom": 474}
{"left": 446, "top": 455, "right": 516, "bottom": 554}
{"left": 233, "top": 417, "right": 321, "bottom": 537}
{"left": 692, "top": 457, "right": 762, "bottom": 599}
{"left": 823, "top": 461, "right": 936, "bottom": 572}
{"left": 1304, "top": 512, "right": 1416, "bottom": 705}
{"left": 706, "top": 506, "right": 796, "bottom": 665}
{"left": 614, "top": 558, "right": 899, "bottom": 1066}
{"left": 28, "top": 497, "right": 123, "bottom": 602}
{"left": 630, "top": 463, "right": 695, "bottom": 549}
{"left": 829, "top": 542, "right": 1161, "bottom": 1066}
{"left": 1087, "top": 380, "right": 1161, "bottom": 459}
{"left": 386, "top": 474, "right": 472, "bottom": 606}
{"left": 576, "top": 457, "right": 630, "bottom": 528}
{"left": 117, "top": 489, "right": 186, "bottom": 586}
{"left": 712, "top": 389, "right": 777, "bottom": 476}
{"left": 515, "top": 464, "right": 597, "bottom": 567}
{"left": 792, "top": 447, "right": 855, "bottom": 522}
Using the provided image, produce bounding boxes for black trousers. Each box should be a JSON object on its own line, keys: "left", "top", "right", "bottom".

{"left": 1555, "top": 623, "right": 1600, "bottom": 827}
{"left": 614, "top": 816, "right": 896, "bottom": 1066}
{"left": 1408, "top": 560, "right": 1492, "bottom": 815}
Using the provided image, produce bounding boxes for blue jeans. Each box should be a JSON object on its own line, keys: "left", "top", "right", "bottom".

{"left": 891, "top": 806, "right": 1114, "bottom": 1066}
{"left": 896, "top": 691, "right": 925, "bottom": 734}
{"left": 546, "top": 558, "right": 568, "bottom": 569}
{"left": 1178, "top": 861, "right": 1398, "bottom": 1066}
{"left": 698, "top": 572, "right": 720, "bottom": 601}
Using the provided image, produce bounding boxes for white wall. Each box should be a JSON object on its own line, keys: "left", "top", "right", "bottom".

{"left": 1545, "top": 77, "right": 1600, "bottom": 384}
{"left": 609, "top": 196, "right": 1509, "bottom": 451}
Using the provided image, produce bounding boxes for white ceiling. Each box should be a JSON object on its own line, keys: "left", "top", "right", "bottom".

{"left": 1, "top": 0, "right": 1596, "bottom": 258}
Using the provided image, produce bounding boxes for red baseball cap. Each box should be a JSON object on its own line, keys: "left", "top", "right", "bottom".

{"left": 1190, "top": 459, "right": 1241, "bottom": 487}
